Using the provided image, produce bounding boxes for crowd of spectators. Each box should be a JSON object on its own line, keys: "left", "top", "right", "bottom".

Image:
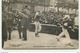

{"left": 30, "top": 11, "right": 76, "bottom": 26}
{"left": 3, "top": 9, "right": 78, "bottom": 29}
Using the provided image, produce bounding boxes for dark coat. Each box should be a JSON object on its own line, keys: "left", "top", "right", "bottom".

{"left": 21, "top": 9, "right": 30, "bottom": 30}
{"left": 21, "top": 17, "right": 29, "bottom": 30}
{"left": 2, "top": 18, "right": 7, "bottom": 41}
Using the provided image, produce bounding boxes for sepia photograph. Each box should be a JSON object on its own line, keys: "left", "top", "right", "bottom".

{"left": 2, "top": 0, "right": 79, "bottom": 49}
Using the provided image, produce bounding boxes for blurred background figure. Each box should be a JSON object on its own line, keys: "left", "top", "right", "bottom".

{"left": 2, "top": 17, "right": 7, "bottom": 48}
{"left": 2, "top": 6, "right": 8, "bottom": 48}
{"left": 17, "top": 11, "right": 22, "bottom": 39}
{"left": 7, "top": 17, "right": 13, "bottom": 40}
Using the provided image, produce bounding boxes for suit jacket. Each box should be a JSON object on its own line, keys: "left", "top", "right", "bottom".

{"left": 21, "top": 16, "right": 29, "bottom": 30}
{"left": 21, "top": 9, "right": 30, "bottom": 30}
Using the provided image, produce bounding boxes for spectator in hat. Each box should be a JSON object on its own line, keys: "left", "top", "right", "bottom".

{"left": 20, "top": 6, "right": 30, "bottom": 41}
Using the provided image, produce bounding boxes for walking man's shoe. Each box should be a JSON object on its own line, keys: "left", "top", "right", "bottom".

{"left": 35, "top": 33, "right": 39, "bottom": 37}
{"left": 66, "top": 43, "right": 74, "bottom": 46}
{"left": 22, "top": 39, "right": 27, "bottom": 41}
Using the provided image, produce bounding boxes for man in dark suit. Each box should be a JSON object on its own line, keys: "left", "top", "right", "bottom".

{"left": 13, "top": 11, "right": 22, "bottom": 39}
{"left": 21, "top": 6, "right": 30, "bottom": 41}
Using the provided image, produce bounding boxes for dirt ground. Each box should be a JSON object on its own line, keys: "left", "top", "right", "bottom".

{"left": 3, "top": 30, "right": 79, "bottom": 50}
